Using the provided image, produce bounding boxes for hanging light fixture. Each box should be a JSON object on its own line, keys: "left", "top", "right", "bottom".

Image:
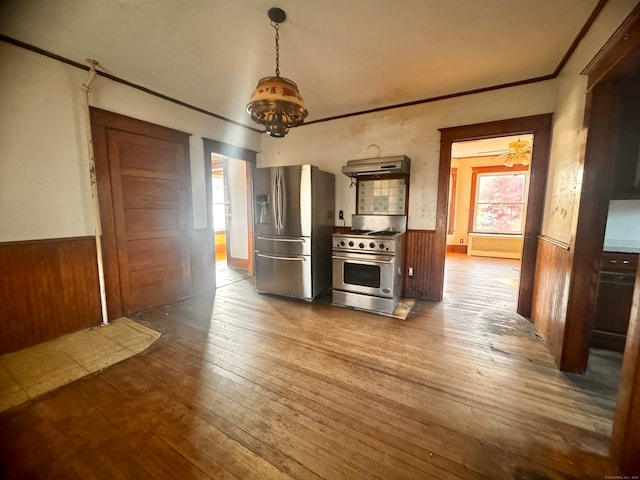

{"left": 246, "top": 7, "right": 308, "bottom": 138}
{"left": 502, "top": 138, "right": 531, "bottom": 167}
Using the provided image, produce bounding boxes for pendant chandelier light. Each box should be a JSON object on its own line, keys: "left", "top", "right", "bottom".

{"left": 246, "top": 7, "right": 308, "bottom": 138}
{"left": 502, "top": 139, "right": 531, "bottom": 167}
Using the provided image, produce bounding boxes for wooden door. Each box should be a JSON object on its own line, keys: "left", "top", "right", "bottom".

{"left": 107, "top": 130, "right": 192, "bottom": 313}
{"left": 91, "top": 108, "right": 193, "bottom": 317}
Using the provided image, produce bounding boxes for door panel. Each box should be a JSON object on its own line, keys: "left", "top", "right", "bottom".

{"left": 107, "top": 130, "right": 192, "bottom": 313}
{"left": 127, "top": 238, "right": 182, "bottom": 269}
{"left": 121, "top": 176, "right": 178, "bottom": 202}
{"left": 124, "top": 208, "right": 180, "bottom": 233}
{"left": 129, "top": 265, "right": 188, "bottom": 309}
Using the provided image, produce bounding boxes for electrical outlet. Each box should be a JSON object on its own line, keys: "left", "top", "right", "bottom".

{"left": 408, "top": 267, "right": 414, "bottom": 277}
{"left": 339, "top": 210, "right": 344, "bottom": 220}
{"left": 459, "top": 238, "right": 464, "bottom": 244}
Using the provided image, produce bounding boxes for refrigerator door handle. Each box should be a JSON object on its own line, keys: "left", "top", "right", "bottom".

{"left": 256, "top": 236, "right": 305, "bottom": 243}
{"left": 257, "top": 253, "right": 306, "bottom": 262}
{"left": 272, "top": 169, "right": 280, "bottom": 232}
{"left": 279, "top": 168, "right": 283, "bottom": 231}
{"left": 275, "top": 168, "right": 282, "bottom": 231}
{"left": 279, "top": 169, "right": 286, "bottom": 230}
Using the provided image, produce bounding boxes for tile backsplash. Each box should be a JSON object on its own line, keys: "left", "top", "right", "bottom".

{"left": 358, "top": 178, "right": 407, "bottom": 214}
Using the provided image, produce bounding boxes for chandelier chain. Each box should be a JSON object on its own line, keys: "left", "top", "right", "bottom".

{"left": 272, "top": 21, "right": 280, "bottom": 77}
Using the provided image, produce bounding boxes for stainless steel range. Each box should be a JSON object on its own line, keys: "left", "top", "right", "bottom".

{"left": 332, "top": 215, "right": 406, "bottom": 314}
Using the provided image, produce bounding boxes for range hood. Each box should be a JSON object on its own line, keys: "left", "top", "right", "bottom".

{"left": 342, "top": 155, "right": 411, "bottom": 178}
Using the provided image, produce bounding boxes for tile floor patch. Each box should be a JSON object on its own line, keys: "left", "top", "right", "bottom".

{"left": 0, "top": 317, "right": 160, "bottom": 413}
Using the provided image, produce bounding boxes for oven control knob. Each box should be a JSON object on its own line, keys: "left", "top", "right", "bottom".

{"left": 379, "top": 243, "right": 385, "bottom": 249}
{"left": 358, "top": 242, "right": 365, "bottom": 249}
{"left": 339, "top": 240, "right": 345, "bottom": 247}
{"left": 369, "top": 242, "right": 375, "bottom": 249}
{"left": 348, "top": 241, "right": 354, "bottom": 247}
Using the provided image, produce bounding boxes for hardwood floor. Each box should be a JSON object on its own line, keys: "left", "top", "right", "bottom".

{"left": 0, "top": 254, "right": 623, "bottom": 479}
{"left": 216, "top": 260, "right": 251, "bottom": 289}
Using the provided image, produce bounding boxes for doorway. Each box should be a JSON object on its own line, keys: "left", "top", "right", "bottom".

{"left": 445, "top": 135, "right": 533, "bottom": 307}
{"left": 203, "top": 138, "right": 257, "bottom": 290}
{"left": 434, "top": 114, "right": 553, "bottom": 316}
{"left": 211, "top": 154, "right": 252, "bottom": 288}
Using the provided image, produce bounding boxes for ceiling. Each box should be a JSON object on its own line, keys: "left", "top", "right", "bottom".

{"left": 0, "top": 0, "right": 599, "bottom": 128}
{"left": 452, "top": 134, "right": 534, "bottom": 159}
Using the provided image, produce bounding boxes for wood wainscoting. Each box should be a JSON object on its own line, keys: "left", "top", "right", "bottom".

{"left": 0, "top": 237, "right": 101, "bottom": 354}
{"left": 404, "top": 229, "right": 437, "bottom": 299}
{"left": 530, "top": 236, "right": 572, "bottom": 366}
{"left": 446, "top": 244, "right": 467, "bottom": 254}
{"left": 333, "top": 226, "right": 351, "bottom": 235}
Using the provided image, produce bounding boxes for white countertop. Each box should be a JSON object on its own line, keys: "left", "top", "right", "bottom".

{"left": 603, "top": 240, "right": 640, "bottom": 254}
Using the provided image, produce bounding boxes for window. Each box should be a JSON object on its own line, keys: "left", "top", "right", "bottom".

{"left": 470, "top": 166, "right": 528, "bottom": 234}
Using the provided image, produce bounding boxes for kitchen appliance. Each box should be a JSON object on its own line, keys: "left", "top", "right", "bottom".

{"left": 254, "top": 164, "right": 335, "bottom": 300}
{"left": 341, "top": 155, "right": 410, "bottom": 178}
{"left": 332, "top": 215, "right": 406, "bottom": 314}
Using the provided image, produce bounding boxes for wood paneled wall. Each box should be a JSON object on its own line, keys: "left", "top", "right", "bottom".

{"left": 530, "top": 236, "right": 572, "bottom": 365}
{"left": 403, "top": 230, "right": 437, "bottom": 299}
{"left": 0, "top": 237, "right": 101, "bottom": 354}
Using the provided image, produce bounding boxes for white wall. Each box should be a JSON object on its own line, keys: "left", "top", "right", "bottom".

{"left": 227, "top": 160, "right": 249, "bottom": 259}
{"left": 542, "top": 0, "right": 639, "bottom": 244}
{"left": 0, "top": 42, "right": 261, "bottom": 242}
{"left": 259, "top": 81, "right": 555, "bottom": 230}
{"left": 0, "top": 42, "right": 92, "bottom": 241}
{"left": 2, "top": 0, "right": 635, "bottom": 243}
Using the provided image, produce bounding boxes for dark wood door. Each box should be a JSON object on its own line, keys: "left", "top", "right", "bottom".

{"left": 106, "top": 130, "right": 192, "bottom": 313}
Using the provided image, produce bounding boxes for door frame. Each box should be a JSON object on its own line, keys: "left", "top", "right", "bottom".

{"left": 576, "top": 4, "right": 640, "bottom": 472}
{"left": 434, "top": 114, "right": 553, "bottom": 317}
{"left": 203, "top": 138, "right": 257, "bottom": 276}
{"left": 211, "top": 156, "right": 230, "bottom": 264}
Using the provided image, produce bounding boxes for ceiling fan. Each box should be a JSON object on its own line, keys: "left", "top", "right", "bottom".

{"left": 492, "top": 139, "right": 532, "bottom": 167}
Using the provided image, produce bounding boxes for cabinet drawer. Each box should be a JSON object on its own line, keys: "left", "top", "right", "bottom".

{"left": 600, "top": 252, "right": 638, "bottom": 273}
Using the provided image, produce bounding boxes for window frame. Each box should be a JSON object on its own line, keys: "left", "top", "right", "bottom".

{"left": 467, "top": 164, "right": 529, "bottom": 235}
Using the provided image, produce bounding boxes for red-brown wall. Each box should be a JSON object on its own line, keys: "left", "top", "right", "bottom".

{"left": 0, "top": 237, "right": 102, "bottom": 354}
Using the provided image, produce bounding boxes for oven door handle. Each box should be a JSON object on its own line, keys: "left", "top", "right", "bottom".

{"left": 332, "top": 255, "right": 394, "bottom": 265}
{"left": 257, "top": 253, "right": 305, "bottom": 261}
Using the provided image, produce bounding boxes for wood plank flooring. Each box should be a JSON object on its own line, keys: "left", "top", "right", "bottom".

{"left": 0, "top": 253, "right": 623, "bottom": 479}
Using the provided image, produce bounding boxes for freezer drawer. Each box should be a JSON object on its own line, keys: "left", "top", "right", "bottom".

{"left": 255, "top": 235, "right": 311, "bottom": 255}
{"left": 255, "top": 252, "right": 312, "bottom": 300}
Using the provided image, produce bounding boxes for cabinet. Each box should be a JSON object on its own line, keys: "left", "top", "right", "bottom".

{"left": 592, "top": 251, "right": 638, "bottom": 351}
{"left": 611, "top": 68, "right": 640, "bottom": 199}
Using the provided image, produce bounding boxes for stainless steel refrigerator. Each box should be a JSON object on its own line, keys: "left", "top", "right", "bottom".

{"left": 254, "top": 164, "right": 335, "bottom": 300}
